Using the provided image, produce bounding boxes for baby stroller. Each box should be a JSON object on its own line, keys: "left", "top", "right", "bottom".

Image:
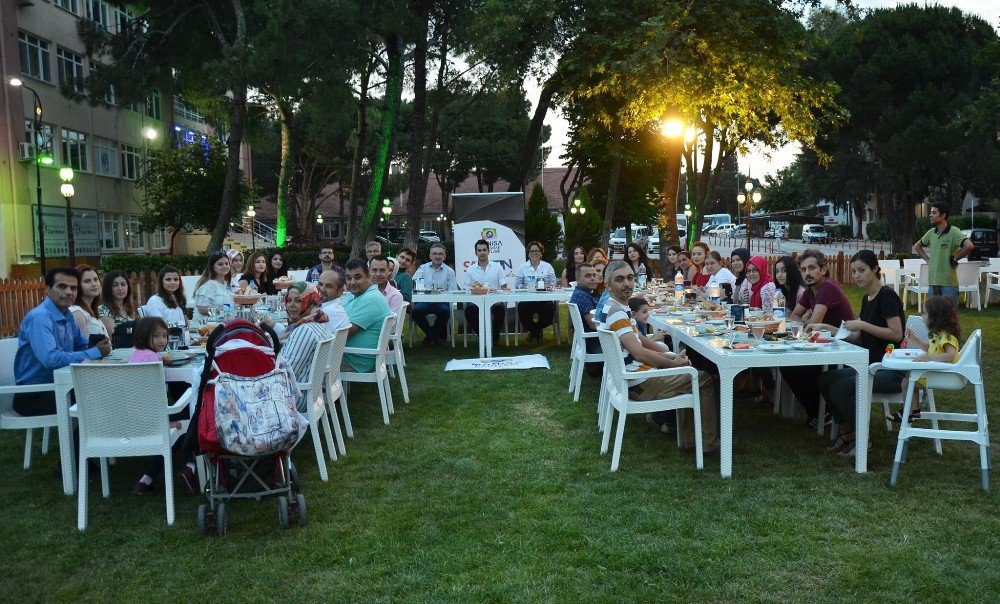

{"left": 185, "top": 319, "right": 307, "bottom": 536}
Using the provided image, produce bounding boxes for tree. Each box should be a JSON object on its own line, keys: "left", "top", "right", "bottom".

{"left": 136, "top": 138, "right": 247, "bottom": 254}
{"left": 562, "top": 186, "right": 603, "bottom": 252}
{"left": 524, "top": 183, "right": 561, "bottom": 262}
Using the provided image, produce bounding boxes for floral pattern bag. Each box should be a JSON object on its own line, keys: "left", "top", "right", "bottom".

{"left": 212, "top": 365, "right": 302, "bottom": 456}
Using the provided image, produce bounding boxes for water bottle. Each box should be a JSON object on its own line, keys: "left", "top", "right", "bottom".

{"left": 674, "top": 270, "right": 684, "bottom": 305}
{"left": 417, "top": 277, "right": 426, "bottom": 292}
{"left": 525, "top": 268, "right": 534, "bottom": 291}
{"left": 772, "top": 288, "right": 786, "bottom": 331}
{"left": 536, "top": 274, "right": 545, "bottom": 291}
{"left": 637, "top": 264, "right": 647, "bottom": 290}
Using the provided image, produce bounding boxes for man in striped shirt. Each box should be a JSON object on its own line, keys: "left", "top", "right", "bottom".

{"left": 599, "top": 261, "right": 719, "bottom": 455}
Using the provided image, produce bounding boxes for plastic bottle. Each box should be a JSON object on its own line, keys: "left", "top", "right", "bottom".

{"left": 674, "top": 270, "right": 684, "bottom": 305}
{"left": 772, "top": 288, "right": 786, "bottom": 331}
{"left": 637, "top": 263, "right": 647, "bottom": 290}
{"left": 416, "top": 277, "right": 426, "bottom": 292}
{"left": 536, "top": 275, "right": 546, "bottom": 291}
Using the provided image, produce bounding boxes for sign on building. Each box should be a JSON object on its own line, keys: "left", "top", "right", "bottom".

{"left": 32, "top": 205, "right": 101, "bottom": 258}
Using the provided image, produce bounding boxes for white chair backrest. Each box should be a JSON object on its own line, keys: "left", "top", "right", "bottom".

{"left": 902, "top": 258, "right": 923, "bottom": 272}
{"left": 956, "top": 262, "right": 979, "bottom": 286}
{"left": 306, "top": 337, "right": 334, "bottom": 397}
{"left": 288, "top": 269, "right": 309, "bottom": 282}
{"left": 988, "top": 258, "right": 1000, "bottom": 273}
{"left": 567, "top": 302, "right": 588, "bottom": 340}
{"left": 377, "top": 315, "right": 396, "bottom": 355}
{"left": 0, "top": 338, "right": 19, "bottom": 413}
{"left": 923, "top": 329, "right": 980, "bottom": 389}
{"left": 878, "top": 258, "right": 900, "bottom": 272}
{"left": 904, "top": 315, "right": 928, "bottom": 346}
{"left": 392, "top": 302, "right": 408, "bottom": 339}
{"left": 71, "top": 363, "right": 170, "bottom": 445}
{"left": 180, "top": 275, "right": 201, "bottom": 297}
{"left": 327, "top": 326, "right": 350, "bottom": 374}
{"left": 918, "top": 263, "right": 928, "bottom": 283}
{"left": 597, "top": 328, "right": 626, "bottom": 392}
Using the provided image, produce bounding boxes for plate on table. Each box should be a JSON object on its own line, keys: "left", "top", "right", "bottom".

{"left": 792, "top": 342, "right": 826, "bottom": 351}
{"left": 696, "top": 309, "right": 728, "bottom": 318}
{"left": 889, "top": 349, "right": 920, "bottom": 359}
{"left": 161, "top": 351, "right": 195, "bottom": 363}
{"left": 108, "top": 348, "right": 132, "bottom": 361}
{"left": 723, "top": 343, "right": 753, "bottom": 352}
{"left": 695, "top": 326, "right": 730, "bottom": 337}
{"left": 746, "top": 319, "right": 782, "bottom": 328}
{"left": 759, "top": 342, "right": 792, "bottom": 352}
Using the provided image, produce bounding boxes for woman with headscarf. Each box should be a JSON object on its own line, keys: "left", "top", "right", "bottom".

{"left": 730, "top": 248, "right": 752, "bottom": 305}
{"left": 746, "top": 256, "right": 776, "bottom": 310}
{"left": 226, "top": 249, "right": 245, "bottom": 291}
{"left": 275, "top": 282, "right": 330, "bottom": 413}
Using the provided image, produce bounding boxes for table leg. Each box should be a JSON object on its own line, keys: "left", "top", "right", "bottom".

{"left": 479, "top": 300, "right": 489, "bottom": 359}
{"left": 719, "top": 367, "right": 735, "bottom": 478}
{"left": 55, "top": 377, "right": 76, "bottom": 495}
{"left": 853, "top": 362, "right": 870, "bottom": 474}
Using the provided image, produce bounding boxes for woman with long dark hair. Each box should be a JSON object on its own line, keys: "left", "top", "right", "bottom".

{"left": 561, "top": 245, "right": 587, "bottom": 286}
{"left": 194, "top": 250, "right": 235, "bottom": 318}
{"left": 730, "top": 248, "right": 751, "bottom": 304}
{"left": 144, "top": 266, "right": 188, "bottom": 339}
{"left": 773, "top": 255, "right": 805, "bottom": 311}
{"left": 98, "top": 270, "right": 137, "bottom": 334}
{"left": 70, "top": 264, "right": 108, "bottom": 340}
{"left": 625, "top": 242, "right": 653, "bottom": 280}
{"left": 262, "top": 251, "right": 289, "bottom": 294}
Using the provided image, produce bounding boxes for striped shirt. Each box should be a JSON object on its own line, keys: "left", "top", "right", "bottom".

{"left": 598, "top": 297, "right": 652, "bottom": 381}
{"left": 278, "top": 322, "right": 329, "bottom": 412}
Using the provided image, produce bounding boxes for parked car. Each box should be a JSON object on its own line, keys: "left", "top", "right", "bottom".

{"left": 964, "top": 228, "right": 998, "bottom": 260}
{"left": 801, "top": 224, "right": 829, "bottom": 244}
{"left": 732, "top": 224, "right": 747, "bottom": 239}
{"left": 609, "top": 225, "right": 651, "bottom": 256}
{"left": 647, "top": 223, "right": 686, "bottom": 255}
{"left": 419, "top": 230, "right": 441, "bottom": 243}
{"left": 764, "top": 226, "right": 788, "bottom": 238}
{"left": 711, "top": 223, "right": 739, "bottom": 237}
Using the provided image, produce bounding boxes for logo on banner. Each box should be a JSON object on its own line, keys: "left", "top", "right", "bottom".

{"left": 481, "top": 228, "right": 497, "bottom": 240}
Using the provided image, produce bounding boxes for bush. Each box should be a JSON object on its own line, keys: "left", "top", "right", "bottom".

{"left": 788, "top": 224, "right": 803, "bottom": 239}
{"left": 525, "top": 183, "right": 562, "bottom": 262}
{"left": 827, "top": 225, "right": 852, "bottom": 240}
{"left": 914, "top": 217, "right": 931, "bottom": 237}
{"left": 866, "top": 220, "right": 890, "bottom": 242}
{"left": 949, "top": 214, "right": 996, "bottom": 230}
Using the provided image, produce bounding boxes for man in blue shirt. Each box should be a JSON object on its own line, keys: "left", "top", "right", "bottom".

{"left": 411, "top": 242, "right": 458, "bottom": 346}
{"left": 307, "top": 246, "right": 344, "bottom": 283}
{"left": 569, "top": 263, "right": 602, "bottom": 375}
{"left": 14, "top": 267, "right": 110, "bottom": 416}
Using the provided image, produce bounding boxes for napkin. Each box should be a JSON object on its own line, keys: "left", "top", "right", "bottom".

{"left": 832, "top": 322, "right": 851, "bottom": 341}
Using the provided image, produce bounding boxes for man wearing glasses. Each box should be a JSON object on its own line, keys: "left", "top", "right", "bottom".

{"left": 411, "top": 243, "right": 458, "bottom": 346}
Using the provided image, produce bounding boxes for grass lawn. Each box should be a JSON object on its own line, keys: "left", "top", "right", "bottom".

{"left": 1, "top": 287, "right": 998, "bottom": 601}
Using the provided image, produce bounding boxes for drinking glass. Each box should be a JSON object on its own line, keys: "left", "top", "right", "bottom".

{"left": 788, "top": 322, "right": 803, "bottom": 339}
{"left": 751, "top": 325, "right": 766, "bottom": 345}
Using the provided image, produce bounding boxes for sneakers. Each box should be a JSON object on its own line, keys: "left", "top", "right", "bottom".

{"left": 178, "top": 465, "right": 199, "bottom": 495}
{"left": 132, "top": 481, "right": 156, "bottom": 496}
{"left": 806, "top": 413, "right": 833, "bottom": 430}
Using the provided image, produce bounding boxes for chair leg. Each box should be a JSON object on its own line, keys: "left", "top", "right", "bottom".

{"left": 568, "top": 349, "right": 578, "bottom": 393}
{"left": 42, "top": 426, "right": 50, "bottom": 455}
{"left": 377, "top": 380, "right": 391, "bottom": 425}
{"left": 610, "top": 410, "right": 628, "bottom": 471}
{"left": 22, "top": 428, "right": 34, "bottom": 470}
{"left": 321, "top": 410, "right": 338, "bottom": 462}
{"left": 891, "top": 380, "right": 918, "bottom": 486}
{"left": 77, "top": 454, "right": 89, "bottom": 531}
{"left": 396, "top": 355, "right": 410, "bottom": 404}
{"left": 692, "top": 402, "right": 703, "bottom": 471}
{"left": 926, "top": 390, "right": 942, "bottom": 456}
{"left": 816, "top": 395, "right": 827, "bottom": 435}
{"left": 882, "top": 401, "right": 892, "bottom": 432}
{"left": 384, "top": 375, "right": 396, "bottom": 415}
{"left": 100, "top": 458, "right": 110, "bottom": 498}
{"left": 163, "top": 452, "right": 175, "bottom": 525}
{"left": 572, "top": 356, "right": 585, "bottom": 403}
{"left": 310, "top": 420, "right": 329, "bottom": 481}
{"left": 326, "top": 394, "right": 347, "bottom": 456}
{"left": 339, "top": 390, "right": 355, "bottom": 438}
{"left": 600, "top": 405, "right": 614, "bottom": 454}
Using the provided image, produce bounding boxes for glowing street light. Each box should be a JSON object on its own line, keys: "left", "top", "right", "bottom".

{"left": 659, "top": 118, "right": 684, "bottom": 139}
{"left": 143, "top": 126, "right": 158, "bottom": 140}
{"left": 381, "top": 198, "right": 392, "bottom": 221}
{"left": 60, "top": 168, "right": 76, "bottom": 265}
{"left": 737, "top": 180, "right": 762, "bottom": 249}
{"left": 245, "top": 205, "right": 257, "bottom": 253}
{"left": 569, "top": 197, "right": 586, "bottom": 215}
{"left": 11, "top": 77, "right": 49, "bottom": 274}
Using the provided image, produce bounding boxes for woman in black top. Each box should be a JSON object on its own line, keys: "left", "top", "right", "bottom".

{"left": 624, "top": 242, "right": 653, "bottom": 280}
{"left": 262, "top": 251, "right": 288, "bottom": 295}
{"left": 811, "top": 250, "right": 904, "bottom": 457}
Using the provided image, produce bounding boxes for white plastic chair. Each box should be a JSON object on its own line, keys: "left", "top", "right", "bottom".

{"left": 956, "top": 262, "right": 981, "bottom": 309}
{"left": 890, "top": 329, "right": 990, "bottom": 490}
{"left": 986, "top": 271, "right": 1000, "bottom": 308}
{"left": 0, "top": 338, "right": 57, "bottom": 470}
{"left": 386, "top": 302, "right": 410, "bottom": 404}
{"left": 296, "top": 336, "right": 337, "bottom": 482}
{"left": 71, "top": 362, "right": 194, "bottom": 530}
{"left": 867, "top": 316, "right": 941, "bottom": 453}
{"left": 340, "top": 315, "right": 396, "bottom": 426}
{"left": 180, "top": 276, "right": 200, "bottom": 307}
{"left": 903, "top": 264, "right": 930, "bottom": 310}
{"left": 323, "top": 326, "right": 350, "bottom": 450}
{"left": 288, "top": 269, "right": 309, "bottom": 282}
{"left": 596, "top": 328, "right": 703, "bottom": 472}
{"left": 566, "top": 303, "right": 603, "bottom": 403}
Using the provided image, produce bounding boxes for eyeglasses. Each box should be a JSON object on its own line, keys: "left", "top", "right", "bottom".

{"left": 746, "top": 267, "right": 759, "bottom": 274}
{"left": 529, "top": 249, "right": 542, "bottom": 254}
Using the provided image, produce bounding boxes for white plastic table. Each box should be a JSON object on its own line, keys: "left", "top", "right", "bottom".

{"left": 52, "top": 357, "right": 202, "bottom": 495}
{"left": 648, "top": 314, "right": 872, "bottom": 478}
{"left": 412, "top": 289, "right": 573, "bottom": 359}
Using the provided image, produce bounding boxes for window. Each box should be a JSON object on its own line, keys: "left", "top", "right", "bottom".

{"left": 93, "top": 137, "right": 117, "bottom": 177}
{"left": 57, "top": 48, "right": 85, "bottom": 94}
{"left": 120, "top": 143, "right": 141, "bottom": 180}
{"left": 112, "top": 5, "right": 132, "bottom": 32}
{"left": 18, "top": 32, "right": 51, "bottom": 82}
{"left": 87, "top": 1, "right": 110, "bottom": 29}
{"left": 124, "top": 215, "right": 145, "bottom": 250}
{"left": 123, "top": 101, "right": 140, "bottom": 113}
{"left": 100, "top": 213, "right": 122, "bottom": 251}
{"left": 173, "top": 96, "right": 205, "bottom": 123}
{"left": 146, "top": 91, "right": 161, "bottom": 120}
{"left": 61, "top": 129, "right": 89, "bottom": 172}
{"left": 320, "top": 222, "right": 342, "bottom": 240}
{"left": 55, "top": 0, "right": 80, "bottom": 15}
{"left": 24, "top": 119, "right": 55, "bottom": 157}
{"left": 151, "top": 227, "right": 168, "bottom": 250}
{"left": 89, "top": 63, "right": 116, "bottom": 105}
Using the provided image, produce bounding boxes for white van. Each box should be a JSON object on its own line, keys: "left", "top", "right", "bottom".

{"left": 609, "top": 225, "right": 651, "bottom": 256}
{"left": 801, "top": 224, "right": 829, "bottom": 244}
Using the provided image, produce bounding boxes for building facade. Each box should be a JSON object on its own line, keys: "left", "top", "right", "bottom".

{"left": 0, "top": 1, "right": 213, "bottom": 278}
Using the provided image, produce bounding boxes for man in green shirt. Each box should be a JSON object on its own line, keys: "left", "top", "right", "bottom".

{"left": 912, "top": 202, "right": 974, "bottom": 308}
{"left": 341, "top": 258, "right": 393, "bottom": 372}
{"left": 394, "top": 248, "right": 416, "bottom": 303}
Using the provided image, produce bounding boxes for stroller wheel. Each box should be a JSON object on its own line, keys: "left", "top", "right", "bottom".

{"left": 216, "top": 503, "right": 228, "bottom": 537}
{"left": 197, "top": 504, "right": 209, "bottom": 537}
{"left": 296, "top": 493, "right": 308, "bottom": 528}
{"left": 277, "top": 496, "right": 290, "bottom": 529}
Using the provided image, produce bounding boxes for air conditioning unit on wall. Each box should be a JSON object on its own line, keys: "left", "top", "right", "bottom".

{"left": 18, "top": 142, "right": 35, "bottom": 161}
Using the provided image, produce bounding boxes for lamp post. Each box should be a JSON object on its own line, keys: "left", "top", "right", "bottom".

{"left": 569, "top": 197, "right": 586, "bottom": 215}
{"left": 10, "top": 78, "right": 48, "bottom": 275}
{"left": 245, "top": 205, "right": 257, "bottom": 253}
{"left": 737, "top": 180, "right": 762, "bottom": 249}
{"left": 381, "top": 198, "right": 392, "bottom": 222}
{"left": 59, "top": 167, "right": 75, "bottom": 266}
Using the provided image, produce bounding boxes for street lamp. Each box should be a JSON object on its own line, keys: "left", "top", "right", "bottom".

{"left": 569, "top": 198, "right": 586, "bottom": 214}
{"left": 245, "top": 205, "right": 257, "bottom": 253}
{"left": 59, "top": 167, "right": 75, "bottom": 266}
{"left": 11, "top": 77, "right": 48, "bottom": 275}
{"left": 737, "top": 180, "right": 762, "bottom": 249}
{"left": 381, "top": 198, "right": 392, "bottom": 222}
{"left": 143, "top": 126, "right": 157, "bottom": 141}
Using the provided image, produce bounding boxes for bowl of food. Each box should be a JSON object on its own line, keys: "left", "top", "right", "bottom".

{"left": 469, "top": 280, "right": 490, "bottom": 295}
{"left": 272, "top": 276, "right": 293, "bottom": 290}
{"left": 681, "top": 312, "right": 699, "bottom": 322}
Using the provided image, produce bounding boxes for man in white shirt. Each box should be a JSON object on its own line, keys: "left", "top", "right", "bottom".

{"left": 317, "top": 269, "right": 352, "bottom": 334}
{"left": 464, "top": 239, "right": 505, "bottom": 344}
{"left": 365, "top": 240, "right": 382, "bottom": 261}
{"left": 412, "top": 242, "right": 458, "bottom": 346}
{"left": 370, "top": 255, "right": 404, "bottom": 314}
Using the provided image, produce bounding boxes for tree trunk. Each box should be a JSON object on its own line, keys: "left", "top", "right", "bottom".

{"left": 507, "top": 74, "right": 561, "bottom": 193}
{"left": 601, "top": 138, "right": 622, "bottom": 251}
{"left": 347, "top": 60, "right": 372, "bottom": 256}
{"left": 207, "top": 81, "right": 248, "bottom": 252}
{"left": 273, "top": 97, "right": 294, "bottom": 247}
{"left": 358, "top": 34, "right": 404, "bottom": 258}
{"left": 658, "top": 135, "right": 683, "bottom": 277}
{"left": 405, "top": 5, "right": 430, "bottom": 251}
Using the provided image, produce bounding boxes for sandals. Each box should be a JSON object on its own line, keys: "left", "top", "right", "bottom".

{"left": 826, "top": 432, "right": 854, "bottom": 453}
{"left": 886, "top": 409, "right": 921, "bottom": 424}
{"left": 838, "top": 438, "right": 874, "bottom": 458}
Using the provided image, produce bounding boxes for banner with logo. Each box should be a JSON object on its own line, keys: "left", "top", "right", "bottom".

{"left": 444, "top": 354, "right": 550, "bottom": 372}
{"left": 452, "top": 192, "right": 525, "bottom": 286}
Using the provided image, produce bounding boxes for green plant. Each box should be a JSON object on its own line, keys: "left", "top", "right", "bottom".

{"left": 525, "top": 183, "right": 562, "bottom": 262}
{"left": 827, "top": 225, "right": 852, "bottom": 239}
{"left": 789, "top": 224, "right": 804, "bottom": 239}
{"left": 866, "top": 219, "right": 890, "bottom": 241}
{"left": 950, "top": 214, "right": 996, "bottom": 229}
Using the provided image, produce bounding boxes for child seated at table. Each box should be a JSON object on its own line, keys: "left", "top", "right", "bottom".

{"left": 888, "top": 295, "right": 961, "bottom": 424}
{"left": 130, "top": 317, "right": 199, "bottom": 496}
{"left": 628, "top": 297, "right": 665, "bottom": 343}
